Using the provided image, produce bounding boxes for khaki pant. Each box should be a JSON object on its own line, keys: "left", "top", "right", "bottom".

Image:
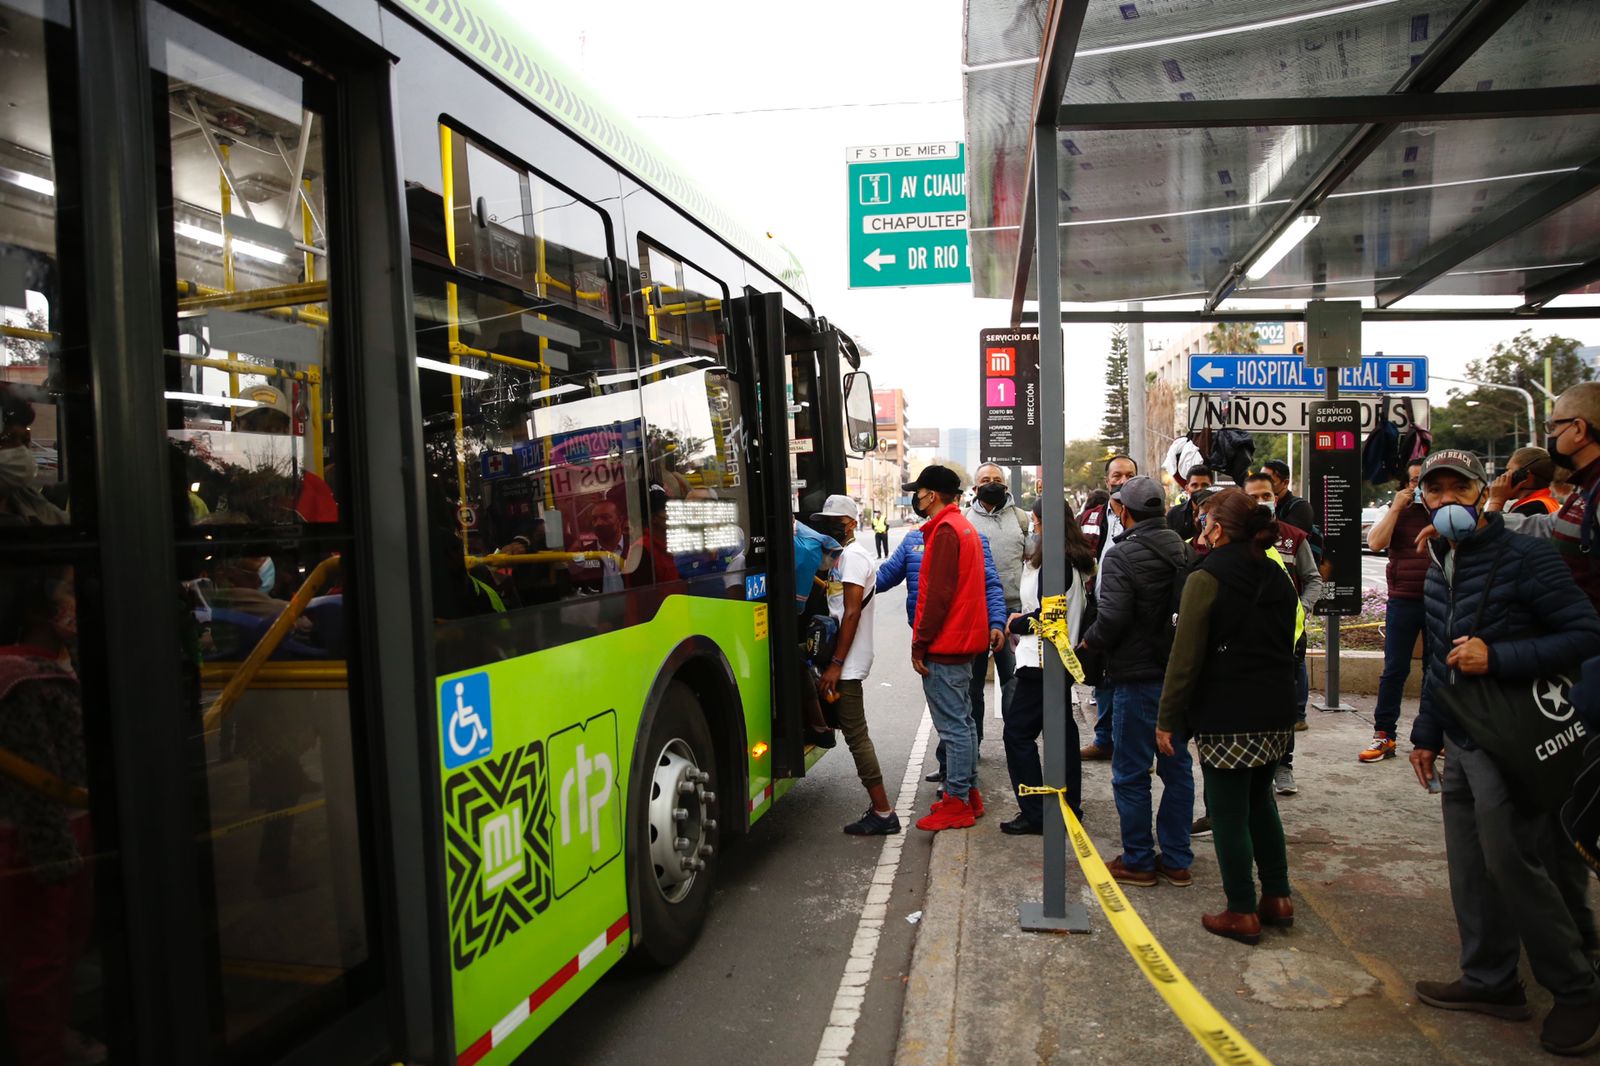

{"left": 834, "top": 679, "right": 882, "bottom": 790}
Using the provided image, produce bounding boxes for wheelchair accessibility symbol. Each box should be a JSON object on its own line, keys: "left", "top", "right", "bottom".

{"left": 442, "top": 672, "right": 494, "bottom": 769}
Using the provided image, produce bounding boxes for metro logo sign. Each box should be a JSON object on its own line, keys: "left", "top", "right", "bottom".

{"left": 986, "top": 347, "right": 1015, "bottom": 376}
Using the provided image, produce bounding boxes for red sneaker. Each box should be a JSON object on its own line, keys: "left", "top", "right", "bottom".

{"left": 970, "top": 786, "right": 984, "bottom": 818}
{"left": 916, "top": 794, "right": 976, "bottom": 831}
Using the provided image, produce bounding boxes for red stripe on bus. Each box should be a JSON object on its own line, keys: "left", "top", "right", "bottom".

{"left": 457, "top": 1031, "right": 493, "bottom": 1066}
{"left": 607, "top": 913, "right": 630, "bottom": 942}
{"left": 528, "top": 957, "right": 579, "bottom": 1014}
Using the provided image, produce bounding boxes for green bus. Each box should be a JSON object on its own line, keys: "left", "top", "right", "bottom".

{"left": 0, "top": 1, "right": 876, "bottom": 1063}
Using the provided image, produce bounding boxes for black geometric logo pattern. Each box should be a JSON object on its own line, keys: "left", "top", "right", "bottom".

{"left": 444, "top": 740, "right": 553, "bottom": 971}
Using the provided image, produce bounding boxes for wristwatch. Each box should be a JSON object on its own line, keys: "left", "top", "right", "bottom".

{"left": 831, "top": 657, "right": 846, "bottom": 666}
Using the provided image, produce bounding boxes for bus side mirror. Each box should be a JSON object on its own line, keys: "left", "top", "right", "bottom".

{"left": 843, "top": 371, "right": 877, "bottom": 457}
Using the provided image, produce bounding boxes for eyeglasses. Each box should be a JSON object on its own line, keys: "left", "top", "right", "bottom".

{"left": 1547, "top": 417, "right": 1579, "bottom": 435}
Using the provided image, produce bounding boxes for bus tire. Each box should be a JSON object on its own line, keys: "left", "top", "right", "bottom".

{"left": 630, "top": 679, "right": 720, "bottom": 967}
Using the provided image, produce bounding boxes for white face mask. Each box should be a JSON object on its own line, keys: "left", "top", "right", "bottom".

{"left": 0, "top": 445, "right": 39, "bottom": 488}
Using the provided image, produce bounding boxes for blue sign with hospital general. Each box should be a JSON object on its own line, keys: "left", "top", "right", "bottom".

{"left": 978, "top": 327, "right": 1039, "bottom": 466}
{"left": 1188, "top": 353, "right": 1427, "bottom": 394}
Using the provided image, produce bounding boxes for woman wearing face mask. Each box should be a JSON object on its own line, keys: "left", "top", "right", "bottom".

{"left": 1405, "top": 448, "right": 1600, "bottom": 1054}
{"left": 1155, "top": 488, "right": 1299, "bottom": 945}
{"left": 0, "top": 390, "right": 66, "bottom": 527}
{"left": 1000, "top": 500, "right": 1095, "bottom": 833}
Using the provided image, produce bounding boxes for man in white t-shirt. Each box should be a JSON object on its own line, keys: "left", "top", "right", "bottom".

{"left": 811, "top": 494, "right": 896, "bottom": 835}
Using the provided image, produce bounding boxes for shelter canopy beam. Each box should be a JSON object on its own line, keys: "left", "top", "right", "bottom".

{"left": 1007, "top": 0, "right": 1091, "bottom": 328}
{"left": 1523, "top": 256, "right": 1600, "bottom": 310}
{"left": 1021, "top": 307, "right": 1600, "bottom": 324}
{"left": 1375, "top": 155, "right": 1600, "bottom": 308}
{"left": 1199, "top": 0, "right": 1530, "bottom": 313}
{"left": 1054, "top": 86, "right": 1600, "bottom": 132}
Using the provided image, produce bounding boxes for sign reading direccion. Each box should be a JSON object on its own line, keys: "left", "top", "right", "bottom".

{"left": 846, "top": 142, "right": 971, "bottom": 288}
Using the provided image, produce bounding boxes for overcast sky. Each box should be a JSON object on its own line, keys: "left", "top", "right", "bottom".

{"left": 518, "top": 0, "right": 1600, "bottom": 445}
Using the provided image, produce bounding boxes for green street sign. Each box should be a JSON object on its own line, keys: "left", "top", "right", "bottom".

{"left": 846, "top": 142, "right": 971, "bottom": 288}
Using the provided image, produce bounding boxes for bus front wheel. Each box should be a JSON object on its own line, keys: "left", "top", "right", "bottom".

{"left": 631, "top": 680, "right": 720, "bottom": 966}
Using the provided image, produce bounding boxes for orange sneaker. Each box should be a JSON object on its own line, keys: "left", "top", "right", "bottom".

{"left": 916, "top": 794, "right": 976, "bottom": 831}
{"left": 1358, "top": 734, "right": 1397, "bottom": 763}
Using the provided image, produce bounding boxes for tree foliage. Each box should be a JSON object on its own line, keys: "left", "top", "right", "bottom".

{"left": 1061, "top": 438, "right": 1115, "bottom": 496}
{"left": 1102, "top": 325, "right": 1129, "bottom": 451}
{"left": 1432, "top": 331, "right": 1590, "bottom": 462}
{"left": 1204, "top": 322, "right": 1262, "bottom": 354}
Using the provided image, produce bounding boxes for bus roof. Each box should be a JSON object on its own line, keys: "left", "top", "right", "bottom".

{"left": 395, "top": 0, "right": 811, "bottom": 303}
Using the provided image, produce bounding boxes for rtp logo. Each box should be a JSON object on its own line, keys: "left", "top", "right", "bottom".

{"left": 442, "top": 672, "right": 493, "bottom": 770}
{"left": 548, "top": 710, "right": 622, "bottom": 897}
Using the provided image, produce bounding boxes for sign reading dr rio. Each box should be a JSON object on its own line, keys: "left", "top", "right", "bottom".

{"left": 978, "top": 327, "right": 1040, "bottom": 466}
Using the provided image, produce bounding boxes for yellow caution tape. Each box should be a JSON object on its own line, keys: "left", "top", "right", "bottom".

{"left": 1031, "top": 595, "right": 1086, "bottom": 684}
{"left": 1019, "top": 784, "right": 1274, "bottom": 1066}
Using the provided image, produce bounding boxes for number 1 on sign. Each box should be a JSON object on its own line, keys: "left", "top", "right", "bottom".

{"left": 987, "top": 380, "right": 1014, "bottom": 407}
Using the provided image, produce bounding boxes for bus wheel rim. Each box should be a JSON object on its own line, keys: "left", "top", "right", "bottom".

{"left": 647, "top": 738, "right": 713, "bottom": 904}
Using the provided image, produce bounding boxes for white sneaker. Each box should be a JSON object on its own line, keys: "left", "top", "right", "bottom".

{"left": 1274, "top": 765, "right": 1298, "bottom": 796}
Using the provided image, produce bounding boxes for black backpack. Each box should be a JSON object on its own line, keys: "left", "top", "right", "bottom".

{"left": 1206, "top": 427, "right": 1256, "bottom": 487}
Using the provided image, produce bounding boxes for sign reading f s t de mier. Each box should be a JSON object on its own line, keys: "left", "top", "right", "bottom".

{"left": 847, "top": 142, "right": 971, "bottom": 288}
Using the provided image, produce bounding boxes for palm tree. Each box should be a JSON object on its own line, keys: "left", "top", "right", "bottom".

{"left": 1203, "top": 323, "right": 1262, "bottom": 354}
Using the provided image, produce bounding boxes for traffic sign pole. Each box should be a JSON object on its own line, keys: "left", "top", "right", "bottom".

{"left": 1306, "top": 301, "right": 1359, "bottom": 715}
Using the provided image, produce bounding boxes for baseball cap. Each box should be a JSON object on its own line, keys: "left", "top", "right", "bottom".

{"left": 811, "top": 494, "right": 860, "bottom": 523}
{"left": 240, "top": 384, "right": 291, "bottom": 417}
{"left": 902, "top": 465, "right": 961, "bottom": 496}
{"left": 1110, "top": 474, "right": 1165, "bottom": 517}
{"left": 1420, "top": 448, "right": 1488, "bottom": 485}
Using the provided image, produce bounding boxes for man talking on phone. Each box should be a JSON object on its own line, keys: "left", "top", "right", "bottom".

{"left": 1361, "top": 458, "right": 1431, "bottom": 763}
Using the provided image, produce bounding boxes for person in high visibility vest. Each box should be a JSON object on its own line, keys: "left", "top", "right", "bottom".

{"left": 1155, "top": 488, "right": 1299, "bottom": 946}
{"left": 871, "top": 512, "right": 890, "bottom": 559}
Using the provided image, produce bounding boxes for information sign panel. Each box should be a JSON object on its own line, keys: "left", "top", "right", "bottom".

{"left": 1187, "top": 353, "right": 1427, "bottom": 394}
{"left": 978, "top": 327, "right": 1039, "bottom": 465}
{"left": 1187, "top": 395, "right": 1429, "bottom": 435}
{"left": 847, "top": 142, "right": 970, "bottom": 288}
{"left": 1309, "top": 401, "right": 1363, "bottom": 616}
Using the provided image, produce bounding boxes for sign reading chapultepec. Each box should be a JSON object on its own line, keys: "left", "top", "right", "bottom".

{"left": 846, "top": 142, "right": 971, "bottom": 288}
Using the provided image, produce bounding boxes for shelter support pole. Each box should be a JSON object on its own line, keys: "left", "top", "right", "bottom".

{"left": 1127, "top": 304, "right": 1147, "bottom": 473}
{"left": 1323, "top": 365, "right": 1344, "bottom": 713}
{"left": 1021, "top": 123, "right": 1090, "bottom": 934}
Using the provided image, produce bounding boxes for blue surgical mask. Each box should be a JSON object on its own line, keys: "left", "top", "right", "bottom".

{"left": 258, "top": 556, "right": 276, "bottom": 592}
{"left": 1429, "top": 502, "right": 1481, "bottom": 542}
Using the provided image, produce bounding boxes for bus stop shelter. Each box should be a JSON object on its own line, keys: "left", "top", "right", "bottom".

{"left": 961, "top": 0, "right": 1600, "bottom": 928}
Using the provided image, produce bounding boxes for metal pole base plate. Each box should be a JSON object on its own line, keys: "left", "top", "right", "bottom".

{"left": 1019, "top": 900, "right": 1092, "bottom": 933}
{"left": 1311, "top": 701, "right": 1358, "bottom": 713}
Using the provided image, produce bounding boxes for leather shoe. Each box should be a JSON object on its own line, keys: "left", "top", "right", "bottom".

{"left": 1258, "top": 895, "right": 1294, "bottom": 927}
{"left": 1201, "top": 909, "right": 1262, "bottom": 945}
{"left": 1080, "top": 743, "right": 1111, "bottom": 761}
{"left": 1000, "top": 814, "right": 1042, "bottom": 835}
{"left": 924, "top": 769, "right": 945, "bottom": 783}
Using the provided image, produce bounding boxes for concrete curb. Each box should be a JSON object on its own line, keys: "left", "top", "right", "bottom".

{"left": 893, "top": 823, "right": 966, "bottom": 1066}
{"left": 1307, "top": 649, "right": 1422, "bottom": 697}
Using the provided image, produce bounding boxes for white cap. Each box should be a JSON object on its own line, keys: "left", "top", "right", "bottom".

{"left": 811, "top": 494, "right": 860, "bottom": 523}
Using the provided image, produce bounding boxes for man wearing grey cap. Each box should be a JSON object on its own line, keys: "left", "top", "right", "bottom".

{"left": 1408, "top": 448, "right": 1600, "bottom": 1055}
{"left": 1080, "top": 474, "right": 1194, "bottom": 888}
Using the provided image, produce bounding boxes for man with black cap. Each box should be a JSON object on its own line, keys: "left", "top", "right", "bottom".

{"left": 901, "top": 465, "right": 991, "bottom": 832}
{"left": 1080, "top": 473, "right": 1194, "bottom": 888}
{"left": 1408, "top": 448, "right": 1600, "bottom": 1056}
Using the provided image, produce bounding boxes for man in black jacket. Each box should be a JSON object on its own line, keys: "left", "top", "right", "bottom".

{"left": 1165, "top": 464, "right": 1214, "bottom": 542}
{"left": 1080, "top": 475, "right": 1194, "bottom": 889}
{"left": 1408, "top": 449, "right": 1600, "bottom": 1056}
{"left": 1261, "top": 459, "right": 1316, "bottom": 542}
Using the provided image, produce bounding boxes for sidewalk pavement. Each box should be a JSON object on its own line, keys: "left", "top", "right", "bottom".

{"left": 896, "top": 692, "right": 1589, "bottom": 1065}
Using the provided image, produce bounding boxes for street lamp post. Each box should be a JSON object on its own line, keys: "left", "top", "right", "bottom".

{"left": 1435, "top": 375, "right": 1537, "bottom": 449}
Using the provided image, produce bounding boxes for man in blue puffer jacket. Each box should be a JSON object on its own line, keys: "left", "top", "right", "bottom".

{"left": 1407, "top": 449, "right": 1600, "bottom": 1055}
{"left": 879, "top": 529, "right": 1007, "bottom": 782}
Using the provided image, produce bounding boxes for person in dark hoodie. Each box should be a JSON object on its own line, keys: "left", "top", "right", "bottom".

{"left": 1407, "top": 449, "right": 1600, "bottom": 1057}
{"left": 1157, "top": 489, "right": 1298, "bottom": 946}
{"left": 0, "top": 567, "right": 91, "bottom": 1065}
{"left": 1079, "top": 474, "right": 1193, "bottom": 889}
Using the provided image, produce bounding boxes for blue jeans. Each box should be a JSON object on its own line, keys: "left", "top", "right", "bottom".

{"left": 1376, "top": 597, "right": 1425, "bottom": 737}
{"left": 924, "top": 660, "right": 976, "bottom": 802}
{"left": 1110, "top": 679, "right": 1194, "bottom": 871}
{"left": 1093, "top": 684, "right": 1115, "bottom": 750}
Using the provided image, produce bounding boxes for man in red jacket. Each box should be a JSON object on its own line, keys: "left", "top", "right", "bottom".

{"left": 903, "top": 465, "right": 991, "bottom": 831}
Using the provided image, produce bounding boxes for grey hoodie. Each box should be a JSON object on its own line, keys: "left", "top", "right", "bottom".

{"left": 963, "top": 491, "right": 1030, "bottom": 611}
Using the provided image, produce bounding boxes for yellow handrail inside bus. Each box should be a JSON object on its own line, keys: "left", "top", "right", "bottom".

{"left": 176, "top": 280, "right": 329, "bottom": 318}
{"left": 0, "top": 324, "right": 53, "bottom": 343}
{"left": 202, "top": 554, "right": 341, "bottom": 731}
{"left": 0, "top": 745, "right": 89, "bottom": 809}
{"left": 200, "top": 661, "right": 348, "bottom": 689}
{"left": 466, "top": 550, "right": 622, "bottom": 568}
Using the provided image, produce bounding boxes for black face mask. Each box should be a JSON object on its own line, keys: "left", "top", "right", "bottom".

{"left": 1550, "top": 426, "right": 1582, "bottom": 472}
{"left": 911, "top": 493, "right": 929, "bottom": 518}
{"left": 975, "top": 483, "right": 1007, "bottom": 507}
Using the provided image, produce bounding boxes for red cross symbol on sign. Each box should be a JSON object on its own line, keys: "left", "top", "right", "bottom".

{"left": 1387, "top": 362, "right": 1414, "bottom": 387}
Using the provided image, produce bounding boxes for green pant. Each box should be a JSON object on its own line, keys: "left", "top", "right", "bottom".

{"left": 1202, "top": 762, "right": 1291, "bottom": 914}
{"left": 834, "top": 680, "right": 883, "bottom": 790}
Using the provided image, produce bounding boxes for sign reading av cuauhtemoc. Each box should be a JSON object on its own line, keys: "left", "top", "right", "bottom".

{"left": 847, "top": 142, "right": 970, "bottom": 288}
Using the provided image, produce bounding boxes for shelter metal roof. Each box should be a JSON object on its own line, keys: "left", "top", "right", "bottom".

{"left": 962, "top": 0, "right": 1600, "bottom": 319}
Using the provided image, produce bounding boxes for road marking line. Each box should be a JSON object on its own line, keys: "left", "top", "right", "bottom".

{"left": 813, "top": 706, "right": 933, "bottom": 1066}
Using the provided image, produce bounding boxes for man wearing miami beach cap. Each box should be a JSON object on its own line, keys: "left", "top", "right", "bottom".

{"left": 1408, "top": 447, "right": 1600, "bottom": 1055}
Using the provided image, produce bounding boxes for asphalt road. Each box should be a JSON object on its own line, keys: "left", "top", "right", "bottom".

{"left": 1362, "top": 550, "right": 1387, "bottom": 592}
{"left": 535, "top": 528, "right": 946, "bottom": 1066}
